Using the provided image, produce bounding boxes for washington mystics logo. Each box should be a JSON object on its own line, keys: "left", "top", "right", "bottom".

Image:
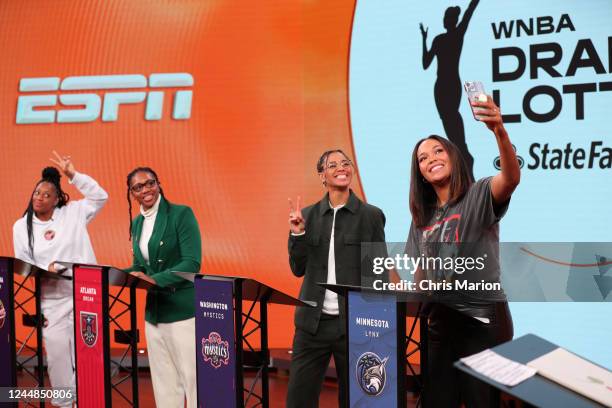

{"left": 201, "top": 332, "right": 230, "bottom": 369}
{"left": 356, "top": 352, "right": 388, "bottom": 396}
{"left": 0, "top": 300, "right": 6, "bottom": 329}
{"left": 80, "top": 311, "right": 98, "bottom": 347}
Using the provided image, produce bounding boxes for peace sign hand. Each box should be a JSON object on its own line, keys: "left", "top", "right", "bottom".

{"left": 419, "top": 23, "right": 428, "bottom": 39}
{"left": 288, "top": 196, "right": 305, "bottom": 234}
{"left": 49, "top": 150, "right": 76, "bottom": 180}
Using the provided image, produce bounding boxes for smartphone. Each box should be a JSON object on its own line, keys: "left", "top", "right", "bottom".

{"left": 464, "top": 81, "right": 487, "bottom": 120}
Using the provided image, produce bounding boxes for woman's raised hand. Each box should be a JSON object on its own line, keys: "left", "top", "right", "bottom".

{"left": 419, "top": 23, "right": 428, "bottom": 39}
{"left": 288, "top": 196, "right": 305, "bottom": 234}
{"left": 470, "top": 95, "right": 504, "bottom": 133}
{"left": 49, "top": 150, "right": 76, "bottom": 179}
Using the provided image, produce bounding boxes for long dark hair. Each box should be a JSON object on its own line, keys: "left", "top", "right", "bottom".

{"left": 23, "top": 167, "right": 70, "bottom": 259}
{"left": 126, "top": 167, "right": 166, "bottom": 240}
{"left": 409, "top": 135, "right": 471, "bottom": 227}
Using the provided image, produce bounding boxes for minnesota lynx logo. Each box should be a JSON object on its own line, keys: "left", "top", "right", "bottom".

{"left": 201, "top": 332, "right": 230, "bottom": 369}
{"left": 355, "top": 352, "right": 388, "bottom": 396}
{"left": 80, "top": 311, "right": 98, "bottom": 347}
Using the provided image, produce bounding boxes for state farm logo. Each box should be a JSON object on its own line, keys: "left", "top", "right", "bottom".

{"left": 16, "top": 73, "right": 193, "bottom": 124}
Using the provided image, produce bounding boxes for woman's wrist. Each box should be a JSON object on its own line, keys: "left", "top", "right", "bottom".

{"left": 493, "top": 125, "right": 508, "bottom": 140}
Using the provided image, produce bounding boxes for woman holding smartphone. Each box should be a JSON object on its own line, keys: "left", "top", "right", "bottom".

{"left": 406, "top": 95, "right": 520, "bottom": 407}
{"left": 13, "top": 152, "right": 108, "bottom": 408}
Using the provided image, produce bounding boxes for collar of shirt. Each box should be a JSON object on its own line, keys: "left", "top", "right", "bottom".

{"left": 328, "top": 200, "right": 345, "bottom": 210}
{"left": 140, "top": 194, "right": 162, "bottom": 219}
{"left": 32, "top": 207, "right": 59, "bottom": 224}
{"left": 318, "top": 189, "right": 360, "bottom": 216}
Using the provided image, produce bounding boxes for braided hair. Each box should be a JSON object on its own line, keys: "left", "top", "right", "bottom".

{"left": 126, "top": 167, "right": 166, "bottom": 240}
{"left": 23, "top": 167, "right": 70, "bottom": 259}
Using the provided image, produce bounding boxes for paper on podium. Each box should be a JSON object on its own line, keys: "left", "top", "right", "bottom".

{"left": 460, "top": 349, "right": 537, "bottom": 387}
{"left": 528, "top": 347, "right": 612, "bottom": 407}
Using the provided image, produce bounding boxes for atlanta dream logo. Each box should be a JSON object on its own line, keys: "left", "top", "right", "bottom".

{"left": 201, "top": 332, "right": 230, "bottom": 369}
{"left": 355, "top": 352, "right": 389, "bottom": 396}
{"left": 80, "top": 311, "right": 98, "bottom": 347}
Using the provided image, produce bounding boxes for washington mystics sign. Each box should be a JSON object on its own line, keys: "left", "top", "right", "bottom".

{"left": 201, "top": 331, "right": 230, "bottom": 369}
{"left": 195, "top": 278, "right": 236, "bottom": 408}
{"left": 0, "top": 300, "right": 5, "bottom": 329}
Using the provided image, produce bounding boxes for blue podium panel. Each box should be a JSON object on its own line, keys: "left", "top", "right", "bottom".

{"left": 195, "top": 278, "right": 236, "bottom": 408}
{"left": 348, "top": 291, "right": 398, "bottom": 407}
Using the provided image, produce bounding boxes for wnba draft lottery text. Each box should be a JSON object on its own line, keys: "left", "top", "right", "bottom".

{"left": 490, "top": 13, "right": 612, "bottom": 170}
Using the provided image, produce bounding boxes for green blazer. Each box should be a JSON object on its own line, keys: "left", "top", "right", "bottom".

{"left": 126, "top": 197, "right": 202, "bottom": 324}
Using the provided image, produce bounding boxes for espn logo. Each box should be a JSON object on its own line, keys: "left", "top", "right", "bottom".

{"left": 16, "top": 73, "right": 193, "bottom": 124}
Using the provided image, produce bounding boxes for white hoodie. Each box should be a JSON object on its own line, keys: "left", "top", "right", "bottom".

{"left": 13, "top": 172, "right": 108, "bottom": 299}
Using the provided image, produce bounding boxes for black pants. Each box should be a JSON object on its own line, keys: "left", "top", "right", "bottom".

{"left": 425, "top": 302, "right": 513, "bottom": 408}
{"left": 286, "top": 315, "right": 347, "bottom": 408}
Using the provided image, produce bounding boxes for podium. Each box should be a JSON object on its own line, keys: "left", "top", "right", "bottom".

{"left": 320, "top": 283, "right": 428, "bottom": 408}
{"left": 0, "top": 256, "right": 70, "bottom": 407}
{"left": 174, "top": 273, "right": 316, "bottom": 408}
{"left": 71, "top": 263, "right": 156, "bottom": 408}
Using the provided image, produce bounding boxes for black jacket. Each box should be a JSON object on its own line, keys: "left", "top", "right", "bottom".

{"left": 288, "top": 190, "right": 387, "bottom": 335}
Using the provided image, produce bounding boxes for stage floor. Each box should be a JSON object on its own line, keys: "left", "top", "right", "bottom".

{"left": 16, "top": 369, "right": 420, "bottom": 407}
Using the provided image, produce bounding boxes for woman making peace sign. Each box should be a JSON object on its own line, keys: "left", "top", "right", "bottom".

{"left": 286, "top": 150, "right": 387, "bottom": 408}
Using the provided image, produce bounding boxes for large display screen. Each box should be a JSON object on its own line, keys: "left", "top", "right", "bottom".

{"left": 0, "top": 0, "right": 609, "bottom": 368}
{"left": 350, "top": 0, "right": 611, "bottom": 368}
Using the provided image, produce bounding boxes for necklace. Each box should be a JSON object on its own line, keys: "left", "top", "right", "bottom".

{"left": 434, "top": 203, "right": 448, "bottom": 221}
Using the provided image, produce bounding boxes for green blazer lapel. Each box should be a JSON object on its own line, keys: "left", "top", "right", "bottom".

{"left": 147, "top": 198, "right": 169, "bottom": 272}
{"left": 132, "top": 215, "right": 146, "bottom": 266}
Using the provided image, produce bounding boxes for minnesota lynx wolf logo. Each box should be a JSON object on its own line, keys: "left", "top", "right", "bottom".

{"left": 80, "top": 311, "right": 98, "bottom": 347}
{"left": 201, "top": 332, "right": 230, "bottom": 369}
{"left": 356, "top": 352, "right": 388, "bottom": 396}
